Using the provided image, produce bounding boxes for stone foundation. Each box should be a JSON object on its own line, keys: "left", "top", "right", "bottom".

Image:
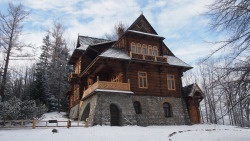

{"left": 74, "top": 91, "right": 190, "bottom": 126}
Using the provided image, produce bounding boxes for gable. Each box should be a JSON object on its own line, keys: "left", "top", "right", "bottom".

{"left": 127, "top": 14, "right": 157, "bottom": 35}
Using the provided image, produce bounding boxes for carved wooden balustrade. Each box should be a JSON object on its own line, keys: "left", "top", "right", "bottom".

{"left": 68, "top": 73, "right": 78, "bottom": 82}
{"left": 130, "top": 52, "right": 168, "bottom": 63}
{"left": 82, "top": 80, "right": 131, "bottom": 100}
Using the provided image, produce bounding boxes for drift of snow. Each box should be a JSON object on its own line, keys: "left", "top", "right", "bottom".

{"left": 0, "top": 112, "right": 249, "bottom": 141}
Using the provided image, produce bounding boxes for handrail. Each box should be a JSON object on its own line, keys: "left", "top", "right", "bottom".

{"left": 82, "top": 79, "right": 131, "bottom": 99}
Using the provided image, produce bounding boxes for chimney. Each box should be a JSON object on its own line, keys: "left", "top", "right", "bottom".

{"left": 117, "top": 26, "right": 124, "bottom": 38}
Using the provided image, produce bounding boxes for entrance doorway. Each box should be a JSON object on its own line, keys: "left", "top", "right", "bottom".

{"left": 110, "top": 104, "right": 120, "bottom": 126}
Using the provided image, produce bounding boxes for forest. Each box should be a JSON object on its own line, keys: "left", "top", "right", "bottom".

{"left": 0, "top": 1, "right": 249, "bottom": 127}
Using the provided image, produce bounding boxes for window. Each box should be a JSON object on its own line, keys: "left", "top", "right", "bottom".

{"left": 148, "top": 45, "right": 152, "bottom": 55}
{"left": 167, "top": 75, "right": 175, "bottom": 90}
{"left": 137, "top": 43, "right": 142, "bottom": 54}
{"left": 133, "top": 101, "right": 141, "bottom": 114}
{"left": 131, "top": 43, "right": 136, "bottom": 53}
{"left": 153, "top": 46, "right": 158, "bottom": 56}
{"left": 163, "top": 102, "right": 171, "bottom": 117}
{"left": 138, "top": 72, "right": 147, "bottom": 88}
{"left": 142, "top": 44, "right": 147, "bottom": 55}
{"left": 111, "top": 73, "right": 120, "bottom": 82}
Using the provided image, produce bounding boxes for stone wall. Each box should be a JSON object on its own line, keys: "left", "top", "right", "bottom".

{"left": 76, "top": 91, "right": 190, "bottom": 126}
{"left": 69, "top": 104, "right": 79, "bottom": 120}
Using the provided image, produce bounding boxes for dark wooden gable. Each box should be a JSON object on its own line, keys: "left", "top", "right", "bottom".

{"left": 127, "top": 14, "right": 158, "bottom": 35}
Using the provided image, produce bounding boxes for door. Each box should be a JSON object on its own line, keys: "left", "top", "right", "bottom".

{"left": 110, "top": 104, "right": 120, "bottom": 126}
{"left": 189, "top": 105, "right": 200, "bottom": 124}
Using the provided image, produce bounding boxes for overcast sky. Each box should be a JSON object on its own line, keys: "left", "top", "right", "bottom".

{"left": 0, "top": 0, "right": 222, "bottom": 69}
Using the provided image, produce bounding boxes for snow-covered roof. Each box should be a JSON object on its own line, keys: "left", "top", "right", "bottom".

{"left": 183, "top": 83, "right": 205, "bottom": 98}
{"left": 164, "top": 55, "right": 192, "bottom": 68}
{"left": 128, "top": 30, "right": 164, "bottom": 38}
{"left": 99, "top": 48, "right": 130, "bottom": 60}
{"left": 78, "top": 36, "right": 111, "bottom": 50}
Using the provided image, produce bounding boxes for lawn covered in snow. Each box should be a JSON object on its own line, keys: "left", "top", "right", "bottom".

{"left": 0, "top": 112, "right": 249, "bottom": 141}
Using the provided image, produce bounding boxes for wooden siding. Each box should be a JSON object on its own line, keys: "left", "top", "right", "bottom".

{"left": 127, "top": 62, "right": 181, "bottom": 97}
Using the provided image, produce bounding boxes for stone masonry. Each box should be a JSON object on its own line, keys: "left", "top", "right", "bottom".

{"left": 75, "top": 91, "right": 191, "bottom": 126}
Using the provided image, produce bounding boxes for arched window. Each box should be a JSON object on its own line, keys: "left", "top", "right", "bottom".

{"left": 163, "top": 102, "right": 171, "bottom": 117}
{"left": 133, "top": 101, "right": 141, "bottom": 114}
{"left": 142, "top": 44, "right": 147, "bottom": 55}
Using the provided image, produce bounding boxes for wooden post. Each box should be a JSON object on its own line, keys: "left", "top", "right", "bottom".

{"left": 21, "top": 121, "right": 23, "bottom": 127}
{"left": 46, "top": 121, "right": 48, "bottom": 127}
{"left": 67, "top": 120, "right": 71, "bottom": 128}
{"left": 128, "top": 79, "right": 130, "bottom": 90}
{"left": 97, "top": 76, "right": 99, "bottom": 81}
{"left": 9, "top": 121, "right": 11, "bottom": 128}
{"left": 85, "top": 118, "right": 89, "bottom": 127}
{"left": 32, "top": 120, "right": 36, "bottom": 129}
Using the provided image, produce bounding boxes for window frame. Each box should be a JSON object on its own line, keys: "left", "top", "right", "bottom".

{"left": 137, "top": 43, "right": 142, "bottom": 54}
{"left": 138, "top": 71, "right": 148, "bottom": 88}
{"left": 148, "top": 45, "right": 152, "bottom": 55}
{"left": 153, "top": 46, "right": 158, "bottom": 56}
{"left": 131, "top": 42, "right": 136, "bottom": 53}
{"left": 167, "top": 74, "right": 176, "bottom": 90}
{"left": 142, "top": 44, "right": 147, "bottom": 55}
{"left": 163, "top": 102, "right": 171, "bottom": 117}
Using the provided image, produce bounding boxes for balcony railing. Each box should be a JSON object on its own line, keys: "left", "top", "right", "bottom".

{"left": 68, "top": 73, "right": 78, "bottom": 82}
{"left": 130, "top": 52, "right": 168, "bottom": 63}
{"left": 82, "top": 79, "right": 131, "bottom": 100}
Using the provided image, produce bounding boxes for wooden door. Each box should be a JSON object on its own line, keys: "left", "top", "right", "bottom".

{"left": 189, "top": 105, "right": 200, "bottom": 124}
{"left": 110, "top": 104, "right": 120, "bottom": 126}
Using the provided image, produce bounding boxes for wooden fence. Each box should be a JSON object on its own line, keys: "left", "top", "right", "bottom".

{"left": 0, "top": 119, "right": 89, "bottom": 129}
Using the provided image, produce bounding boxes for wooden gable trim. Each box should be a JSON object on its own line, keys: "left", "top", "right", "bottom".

{"left": 127, "top": 14, "right": 158, "bottom": 35}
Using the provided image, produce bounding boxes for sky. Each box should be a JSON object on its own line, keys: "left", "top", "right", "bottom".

{"left": 0, "top": 0, "right": 222, "bottom": 69}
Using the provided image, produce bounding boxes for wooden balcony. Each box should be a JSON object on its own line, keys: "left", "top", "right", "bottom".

{"left": 68, "top": 73, "right": 78, "bottom": 83}
{"left": 82, "top": 80, "right": 131, "bottom": 100}
{"left": 130, "top": 52, "right": 168, "bottom": 63}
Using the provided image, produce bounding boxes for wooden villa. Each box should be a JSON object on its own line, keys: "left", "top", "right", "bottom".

{"left": 65, "top": 14, "right": 205, "bottom": 126}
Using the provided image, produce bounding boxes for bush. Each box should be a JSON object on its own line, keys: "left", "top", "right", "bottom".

{"left": 0, "top": 96, "right": 47, "bottom": 120}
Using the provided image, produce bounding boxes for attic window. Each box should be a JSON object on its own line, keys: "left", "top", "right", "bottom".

{"left": 142, "top": 44, "right": 147, "bottom": 54}
{"left": 131, "top": 43, "right": 136, "bottom": 53}
{"left": 148, "top": 45, "right": 152, "bottom": 55}
{"left": 137, "top": 43, "right": 142, "bottom": 54}
{"left": 153, "top": 46, "right": 158, "bottom": 56}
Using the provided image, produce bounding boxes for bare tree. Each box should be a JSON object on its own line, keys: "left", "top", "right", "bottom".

{"left": 105, "top": 22, "right": 128, "bottom": 40}
{"left": 205, "top": 0, "right": 249, "bottom": 60}
{"left": 0, "top": 2, "right": 30, "bottom": 102}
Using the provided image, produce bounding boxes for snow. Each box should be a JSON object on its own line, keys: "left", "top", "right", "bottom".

{"left": 128, "top": 30, "right": 164, "bottom": 38}
{"left": 0, "top": 112, "right": 249, "bottom": 141}
{"left": 99, "top": 48, "right": 130, "bottom": 60}
{"left": 164, "top": 55, "right": 192, "bottom": 68}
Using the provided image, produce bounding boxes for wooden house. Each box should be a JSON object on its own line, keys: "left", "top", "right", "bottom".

{"left": 65, "top": 14, "right": 205, "bottom": 126}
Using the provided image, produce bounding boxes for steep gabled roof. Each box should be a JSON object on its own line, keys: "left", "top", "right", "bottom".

{"left": 68, "top": 36, "right": 113, "bottom": 65}
{"left": 127, "top": 14, "right": 158, "bottom": 35}
{"left": 77, "top": 35, "right": 112, "bottom": 50}
{"left": 183, "top": 83, "right": 205, "bottom": 98}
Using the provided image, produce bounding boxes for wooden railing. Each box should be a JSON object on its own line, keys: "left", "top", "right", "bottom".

{"left": 130, "top": 52, "right": 168, "bottom": 63}
{"left": 68, "top": 72, "right": 78, "bottom": 82}
{"left": 82, "top": 79, "right": 131, "bottom": 99}
{"left": 0, "top": 120, "right": 88, "bottom": 128}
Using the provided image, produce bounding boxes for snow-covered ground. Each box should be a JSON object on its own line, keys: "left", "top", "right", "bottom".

{"left": 0, "top": 112, "right": 249, "bottom": 141}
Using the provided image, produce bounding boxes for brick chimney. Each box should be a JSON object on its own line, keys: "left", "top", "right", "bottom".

{"left": 117, "top": 26, "right": 124, "bottom": 38}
